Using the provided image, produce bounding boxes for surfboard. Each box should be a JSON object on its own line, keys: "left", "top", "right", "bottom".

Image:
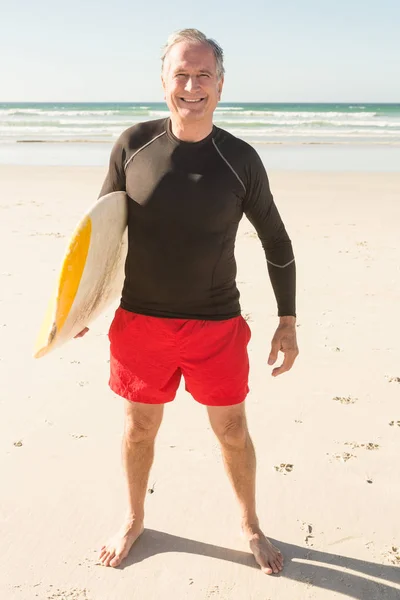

{"left": 34, "top": 191, "right": 128, "bottom": 358}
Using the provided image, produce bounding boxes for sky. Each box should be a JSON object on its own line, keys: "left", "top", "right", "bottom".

{"left": 1, "top": 0, "right": 400, "bottom": 103}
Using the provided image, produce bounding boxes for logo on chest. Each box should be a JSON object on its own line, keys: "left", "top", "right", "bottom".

{"left": 187, "top": 173, "right": 203, "bottom": 183}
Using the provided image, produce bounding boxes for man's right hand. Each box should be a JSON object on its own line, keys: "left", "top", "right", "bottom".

{"left": 74, "top": 327, "right": 89, "bottom": 338}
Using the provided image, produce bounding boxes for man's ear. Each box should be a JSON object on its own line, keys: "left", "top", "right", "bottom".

{"left": 161, "top": 74, "right": 166, "bottom": 98}
{"left": 218, "top": 76, "right": 224, "bottom": 100}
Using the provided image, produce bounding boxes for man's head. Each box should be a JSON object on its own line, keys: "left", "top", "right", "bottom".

{"left": 161, "top": 29, "right": 225, "bottom": 134}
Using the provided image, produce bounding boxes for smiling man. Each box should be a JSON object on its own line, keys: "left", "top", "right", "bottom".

{"left": 161, "top": 37, "right": 223, "bottom": 141}
{"left": 86, "top": 29, "right": 298, "bottom": 574}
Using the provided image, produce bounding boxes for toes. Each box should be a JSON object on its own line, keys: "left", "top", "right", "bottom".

{"left": 258, "top": 552, "right": 283, "bottom": 575}
{"left": 101, "top": 552, "right": 111, "bottom": 565}
{"left": 261, "top": 560, "right": 281, "bottom": 575}
{"left": 105, "top": 551, "right": 116, "bottom": 567}
{"left": 271, "top": 560, "right": 280, "bottom": 574}
{"left": 262, "top": 566, "right": 273, "bottom": 575}
{"left": 101, "top": 550, "right": 116, "bottom": 567}
{"left": 255, "top": 553, "right": 273, "bottom": 575}
{"left": 110, "top": 554, "right": 123, "bottom": 568}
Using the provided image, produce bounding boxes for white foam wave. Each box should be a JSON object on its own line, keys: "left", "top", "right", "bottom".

{"left": 0, "top": 118, "right": 142, "bottom": 127}
{"left": 215, "top": 106, "right": 244, "bottom": 111}
{"left": 5, "top": 114, "right": 398, "bottom": 129}
{"left": 214, "top": 118, "right": 400, "bottom": 128}
{"left": 1, "top": 109, "right": 123, "bottom": 117}
{"left": 148, "top": 110, "right": 170, "bottom": 117}
{"left": 0, "top": 125, "right": 122, "bottom": 134}
{"left": 216, "top": 110, "right": 377, "bottom": 118}
{"left": 2, "top": 108, "right": 42, "bottom": 115}
{"left": 56, "top": 119, "right": 141, "bottom": 126}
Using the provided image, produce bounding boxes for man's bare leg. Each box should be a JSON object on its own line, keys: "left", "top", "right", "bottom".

{"left": 207, "top": 403, "right": 283, "bottom": 575}
{"left": 99, "top": 400, "right": 164, "bottom": 567}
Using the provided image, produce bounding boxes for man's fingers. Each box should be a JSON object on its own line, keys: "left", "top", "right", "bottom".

{"left": 74, "top": 327, "right": 89, "bottom": 339}
{"left": 272, "top": 351, "right": 297, "bottom": 377}
{"left": 268, "top": 339, "right": 280, "bottom": 365}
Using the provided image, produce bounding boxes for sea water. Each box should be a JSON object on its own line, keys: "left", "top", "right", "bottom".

{"left": 1, "top": 102, "right": 399, "bottom": 171}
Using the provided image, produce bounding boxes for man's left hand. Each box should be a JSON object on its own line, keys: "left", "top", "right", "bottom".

{"left": 268, "top": 316, "right": 299, "bottom": 377}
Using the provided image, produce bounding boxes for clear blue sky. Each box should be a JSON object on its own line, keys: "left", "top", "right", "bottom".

{"left": 1, "top": 0, "right": 399, "bottom": 102}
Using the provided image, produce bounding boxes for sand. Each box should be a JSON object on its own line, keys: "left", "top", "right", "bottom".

{"left": 1, "top": 165, "right": 399, "bottom": 599}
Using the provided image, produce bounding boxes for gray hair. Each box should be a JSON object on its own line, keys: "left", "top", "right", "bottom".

{"left": 161, "top": 28, "right": 225, "bottom": 80}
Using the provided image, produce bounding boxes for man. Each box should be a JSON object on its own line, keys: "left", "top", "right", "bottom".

{"left": 78, "top": 29, "right": 298, "bottom": 575}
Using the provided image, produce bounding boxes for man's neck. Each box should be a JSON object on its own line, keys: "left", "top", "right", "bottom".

{"left": 170, "top": 117, "right": 213, "bottom": 143}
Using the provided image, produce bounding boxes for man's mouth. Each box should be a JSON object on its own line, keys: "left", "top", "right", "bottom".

{"left": 180, "top": 98, "right": 205, "bottom": 103}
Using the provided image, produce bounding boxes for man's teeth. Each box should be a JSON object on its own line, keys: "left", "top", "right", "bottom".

{"left": 182, "top": 99, "right": 203, "bottom": 103}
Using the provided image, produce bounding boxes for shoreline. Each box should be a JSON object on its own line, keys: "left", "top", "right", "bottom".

{"left": 9, "top": 139, "right": 400, "bottom": 146}
{"left": 1, "top": 143, "right": 400, "bottom": 172}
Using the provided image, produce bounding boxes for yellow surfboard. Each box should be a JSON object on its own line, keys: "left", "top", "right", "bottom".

{"left": 34, "top": 191, "right": 128, "bottom": 358}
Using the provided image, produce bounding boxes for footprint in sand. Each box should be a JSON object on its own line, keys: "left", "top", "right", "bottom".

{"left": 274, "top": 463, "right": 294, "bottom": 474}
{"left": 44, "top": 587, "right": 90, "bottom": 599}
{"left": 29, "top": 231, "right": 65, "bottom": 238}
{"left": 382, "top": 546, "right": 400, "bottom": 565}
{"left": 329, "top": 452, "right": 356, "bottom": 463}
{"left": 333, "top": 396, "right": 357, "bottom": 404}
{"left": 299, "top": 521, "right": 314, "bottom": 546}
{"left": 344, "top": 442, "right": 380, "bottom": 451}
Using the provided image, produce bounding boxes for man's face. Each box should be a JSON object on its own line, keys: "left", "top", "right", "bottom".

{"left": 162, "top": 41, "right": 224, "bottom": 125}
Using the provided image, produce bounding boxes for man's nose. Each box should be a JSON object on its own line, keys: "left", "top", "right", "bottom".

{"left": 185, "top": 76, "right": 200, "bottom": 92}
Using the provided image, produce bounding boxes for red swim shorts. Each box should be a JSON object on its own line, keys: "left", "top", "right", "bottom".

{"left": 108, "top": 307, "right": 251, "bottom": 406}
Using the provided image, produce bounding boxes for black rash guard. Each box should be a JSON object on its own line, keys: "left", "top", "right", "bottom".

{"left": 99, "top": 118, "right": 296, "bottom": 320}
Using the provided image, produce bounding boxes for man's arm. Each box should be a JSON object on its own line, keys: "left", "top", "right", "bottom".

{"left": 243, "top": 150, "right": 296, "bottom": 318}
{"left": 243, "top": 149, "right": 298, "bottom": 375}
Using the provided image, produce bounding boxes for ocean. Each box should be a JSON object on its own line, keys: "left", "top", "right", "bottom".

{"left": 1, "top": 102, "right": 400, "bottom": 170}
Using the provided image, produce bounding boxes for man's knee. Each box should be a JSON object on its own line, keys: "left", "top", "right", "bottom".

{"left": 213, "top": 413, "right": 248, "bottom": 449}
{"left": 124, "top": 403, "right": 162, "bottom": 444}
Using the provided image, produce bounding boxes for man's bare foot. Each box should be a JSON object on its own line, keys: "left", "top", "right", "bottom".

{"left": 99, "top": 519, "right": 144, "bottom": 567}
{"left": 242, "top": 522, "right": 284, "bottom": 575}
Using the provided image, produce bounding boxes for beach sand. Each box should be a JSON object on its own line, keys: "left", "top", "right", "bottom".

{"left": 1, "top": 165, "right": 399, "bottom": 599}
